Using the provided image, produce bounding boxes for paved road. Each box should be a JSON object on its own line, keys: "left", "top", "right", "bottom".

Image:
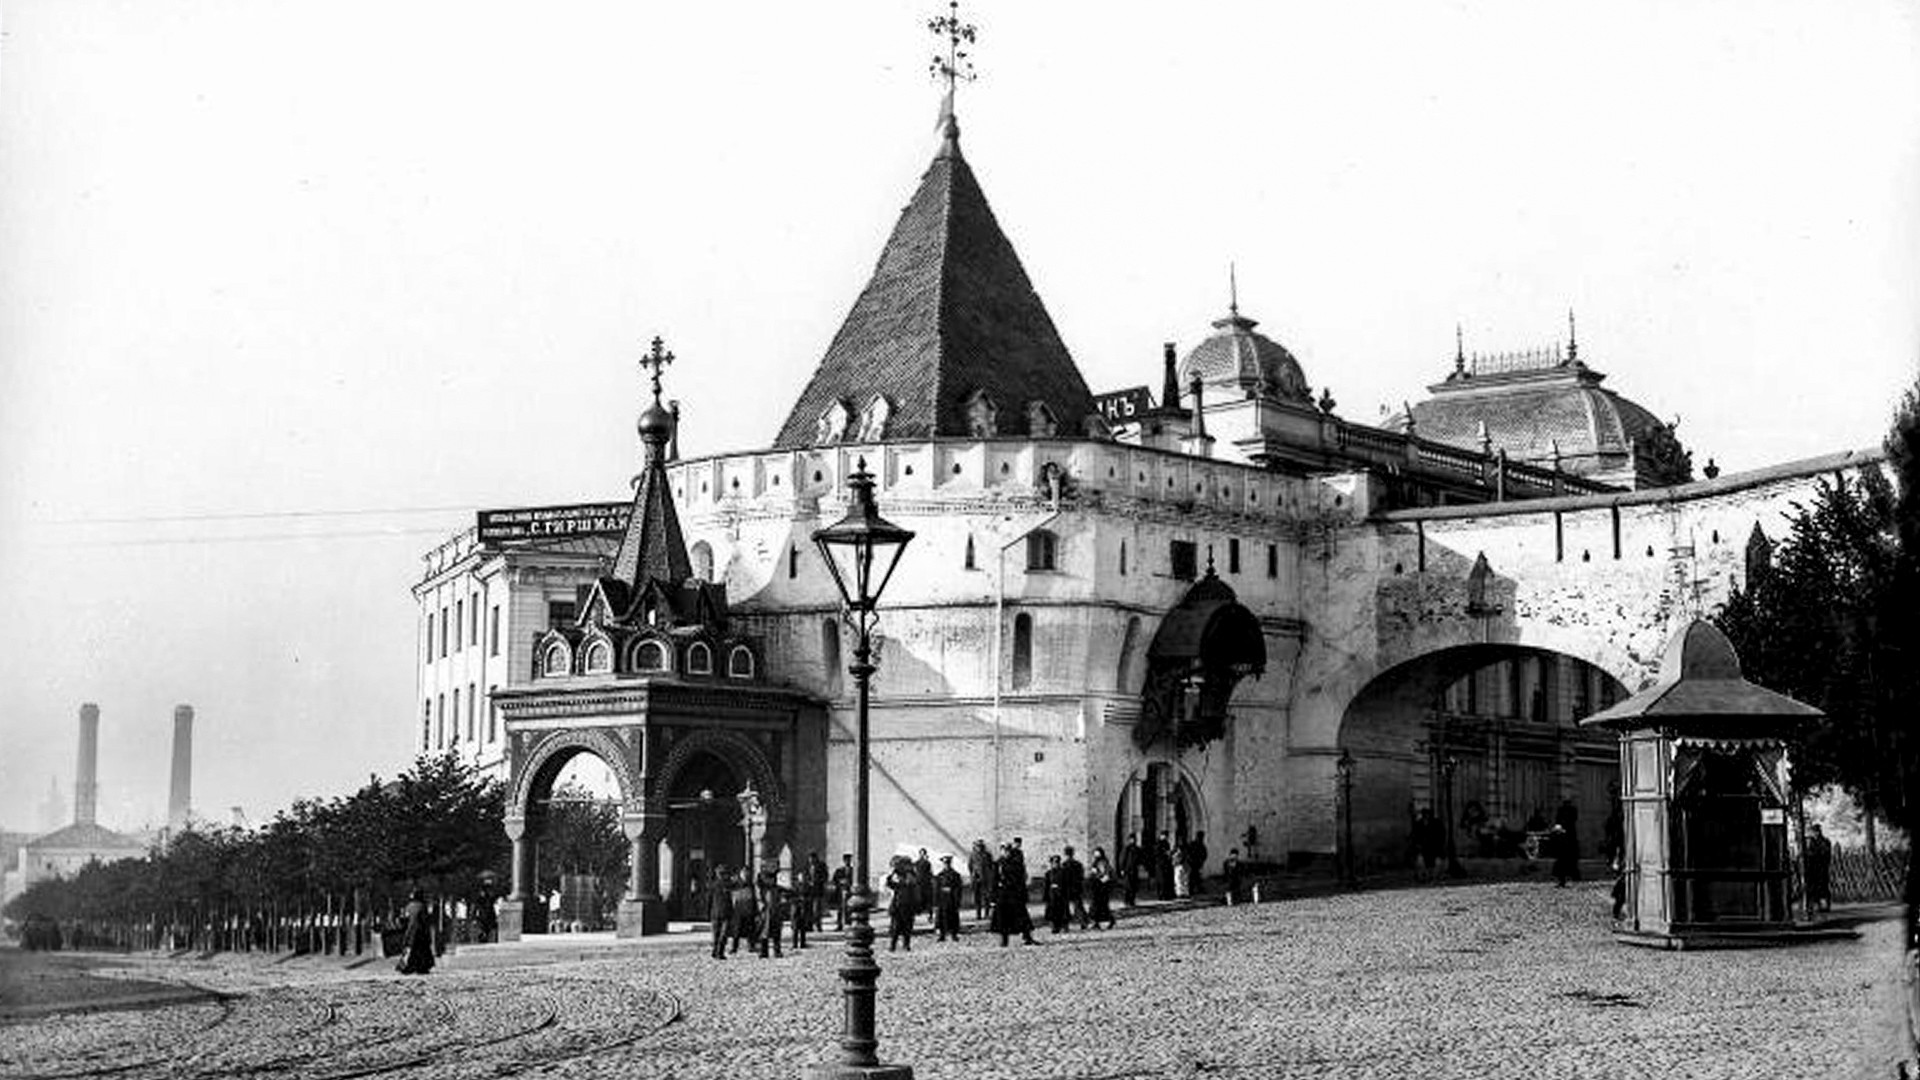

{"left": 0, "top": 882, "right": 1906, "bottom": 1079}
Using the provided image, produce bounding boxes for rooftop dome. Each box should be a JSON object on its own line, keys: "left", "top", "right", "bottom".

{"left": 1178, "top": 307, "right": 1313, "bottom": 405}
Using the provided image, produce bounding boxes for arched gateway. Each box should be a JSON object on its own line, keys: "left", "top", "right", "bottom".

{"left": 492, "top": 351, "right": 826, "bottom": 939}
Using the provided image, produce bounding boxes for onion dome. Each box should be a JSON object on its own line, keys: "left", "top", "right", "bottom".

{"left": 637, "top": 398, "right": 675, "bottom": 447}
{"left": 1178, "top": 306, "right": 1313, "bottom": 405}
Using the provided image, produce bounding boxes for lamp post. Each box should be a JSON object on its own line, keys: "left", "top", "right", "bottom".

{"left": 807, "top": 458, "right": 915, "bottom": 1080}
{"left": 1335, "top": 749, "right": 1356, "bottom": 887}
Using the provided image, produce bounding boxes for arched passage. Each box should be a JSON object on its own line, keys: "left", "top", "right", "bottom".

{"left": 518, "top": 745, "right": 628, "bottom": 933}
{"left": 658, "top": 752, "right": 749, "bottom": 921}
{"left": 1336, "top": 644, "right": 1628, "bottom": 877}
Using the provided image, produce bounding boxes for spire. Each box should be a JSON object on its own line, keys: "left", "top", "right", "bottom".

{"left": 1454, "top": 323, "right": 1466, "bottom": 376}
{"left": 1566, "top": 308, "right": 1579, "bottom": 364}
{"left": 1229, "top": 262, "right": 1239, "bottom": 318}
{"left": 612, "top": 336, "right": 694, "bottom": 588}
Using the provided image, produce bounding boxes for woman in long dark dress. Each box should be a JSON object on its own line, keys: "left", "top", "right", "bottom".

{"left": 991, "top": 850, "right": 1036, "bottom": 946}
{"left": 1087, "top": 848, "right": 1116, "bottom": 929}
{"left": 397, "top": 890, "right": 434, "bottom": 975}
{"left": 1042, "top": 855, "right": 1071, "bottom": 933}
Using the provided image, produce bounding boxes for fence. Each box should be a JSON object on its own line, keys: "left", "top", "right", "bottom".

{"left": 1829, "top": 846, "right": 1909, "bottom": 903}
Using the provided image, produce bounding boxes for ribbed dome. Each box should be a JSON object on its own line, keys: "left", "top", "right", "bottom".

{"left": 1179, "top": 310, "right": 1313, "bottom": 405}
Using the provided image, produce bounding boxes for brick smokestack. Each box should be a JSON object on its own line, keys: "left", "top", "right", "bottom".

{"left": 169, "top": 704, "right": 194, "bottom": 830}
{"left": 75, "top": 703, "right": 99, "bottom": 826}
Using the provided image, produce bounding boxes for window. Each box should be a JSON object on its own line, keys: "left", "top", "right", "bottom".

{"left": 424, "top": 615, "right": 434, "bottom": 663}
{"left": 439, "top": 607, "right": 449, "bottom": 659}
{"left": 470, "top": 591, "right": 479, "bottom": 646}
{"left": 789, "top": 546, "right": 800, "bottom": 579}
{"left": 823, "top": 619, "right": 843, "bottom": 697}
{"left": 634, "top": 640, "right": 669, "bottom": 672}
{"left": 487, "top": 694, "right": 498, "bottom": 742}
{"left": 451, "top": 688, "right": 461, "bottom": 741}
{"left": 454, "top": 599, "right": 464, "bottom": 652}
{"left": 1170, "top": 540, "right": 1198, "bottom": 581}
{"left": 489, "top": 605, "right": 500, "bottom": 656}
{"left": 1267, "top": 543, "right": 1278, "bottom": 579}
{"left": 1011, "top": 613, "right": 1034, "bottom": 689}
{"left": 422, "top": 701, "right": 431, "bottom": 751}
{"left": 436, "top": 694, "right": 446, "bottom": 746}
{"left": 548, "top": 600, "right": 576, "bottom": 631}
{"left": 692, "top": 541, "right": 715, "bottom": 583}
{"left": 1026, "top": 530, "right": 1058, "bottom": 572}
{"left": 688, "top": 641, "right": 713, "bottom": 675}
{"left": 1228, "top": 538, "right": 1241, "bottom": 574}
{"left": 542, "top": 642, "right": 569, "bottom": 677}
{"left": 728, "top": 645, "right": 755, "bottom": 679}
{"left": 584, "top": 640, "right": 612, "bottom": 674}
{"left": 964, "top": 535, "right": 977, "bottom": 571}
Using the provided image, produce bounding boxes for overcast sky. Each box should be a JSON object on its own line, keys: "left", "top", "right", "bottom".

{"left": 1, "top": 1, "right": 1915, "bottom": 832}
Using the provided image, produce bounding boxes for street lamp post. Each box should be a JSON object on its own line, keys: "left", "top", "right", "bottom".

{"left": 807, "top": 458, "right": 915, "bottom": 1080}
{"left": 1335, "top": 749, "right": 1356, "bottom": 887}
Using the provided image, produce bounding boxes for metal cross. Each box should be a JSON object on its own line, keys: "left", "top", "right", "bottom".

{"left": 929, "top": 0, "right": 977, "bottom": 92}
{"left": 640, "top": 335, "right": 674, "bottom": 399}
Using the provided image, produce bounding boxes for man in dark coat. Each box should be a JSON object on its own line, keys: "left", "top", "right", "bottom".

{"left": 992, "top": 847, "right": 1036, "bottom": 946}
{"left": 1187, "top": 833, "right": 1210, "bottom": 895}
{"left": 1805, "top": 825, "right": 1833, "bottom": 913}
{"left": 707, "top": 867, "right": 735, "bottom": 959}
{"left": 756, "top": 869, "right": 787, "bottom": 958}
{"left": 831, "top": 853, "right": 854, "bottom": 931}
{"left": 1155, "top": 832, "right": 1176, "bottom": 900}
{"left": 932, "top": 855, "right": 964, "bottom": 941}
{"left": 1118, "top": 833, "right": 1142, "bottom": 907}
{"left": 397, "top": 890, "right": 434, "bottom": 975}
{"left": 1223, "top": 848, "right": 1244, "bottom": 904}
{"left": 913, "top": 848, "right": 935, "bottom": 924}
{"left": 728, "top": 869, "right": 760, "bottom": 954}
{"left": 968, "top": 840, "right": 996, "bottom": 920}
{"left": 1060, "top": 845, "right": 1088, "bottom": 929}
{"left": 885, "top": 857, "right": 918, "bottom": 952}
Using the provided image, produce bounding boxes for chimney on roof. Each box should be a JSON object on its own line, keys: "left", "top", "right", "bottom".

{"left": 75, "top": 703, "right": 99, "bottom": 826}
{"left": 169, "top": 705, "right": 194, "bottom": 831}
{"left": 1161, "top": 343, "right": 1183, "bottom": 414}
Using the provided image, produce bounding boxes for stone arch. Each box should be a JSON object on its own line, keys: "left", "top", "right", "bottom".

{"left": 509, "top": 727, "right": 640, "bottom": 820}
{"left": 1112, "top": 759, "right": 1210, "bottom": 861}
{"left": 653, "top": 728, "right": 788, "bottom": 825}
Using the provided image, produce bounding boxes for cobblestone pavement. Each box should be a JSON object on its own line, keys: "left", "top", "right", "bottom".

{"left": 0, "top": 883, "right": 1906, "bottom": 1080}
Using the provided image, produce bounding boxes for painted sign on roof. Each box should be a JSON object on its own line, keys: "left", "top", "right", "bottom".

{"left": 478, "top": 503, "right": 631, "bottom": 545}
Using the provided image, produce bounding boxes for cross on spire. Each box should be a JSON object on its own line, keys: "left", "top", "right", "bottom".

{"left": 640, "top": 335, "right": 675, "bottom": 401}
{"left": 929, "top": 1, "right": 977, "bottom": 100}
{"left": 1229, "top": 262, "right": 1240, "bottom": 317}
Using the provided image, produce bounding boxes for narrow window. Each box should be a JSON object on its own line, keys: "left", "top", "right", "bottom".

{"left": 425, "top": 615, "right": 434, "bottom": 663}
{"left": 822, "top": 619, "right": 843, "bottom": 697}
{"left": 1267, "top": 543, "right": 1278, "bottom": 579}
{"left": 1610, "top": 506, "right": 1622, "bottom": 560}
{"left": 470, "top": 591, "right": 479, "bottom": 646}
{"left": 439, "top": 607, "right": 449, "bottom": 659}
{"left": 1026, "top": 530, "right": 1057, "bottom": 571}
{"left": 489, "top": 605, "right": 500, "bottom": 656}
{"left": 422, "top": 701, "right": 431, "bottom": 751}
{"left": 466, "top": 682, "right": 477, "bottom": 739}
{"left": 691, "top": 541, "right": 715, "bottom": 583}
{"left": 1228, "top": 538, "right": 1241, "bottom": 574}
{"left": 728, "top": 645, "right": 755, "bottom": 679}
{"left": 455, "top": 599, "right": 464, "bottom": 652}
{"left": 1553, "top": 511, "right": 1564, "bottom": 563}
{"left": 688, "top": 641, "right": 713, "bottom": 675}
{"left": 451, "top": 688, "right": 461, "bottom": 741}
{"left": 487, "top": 694, "right": 498, "bottom": 742}
{"left": 1011, "top": 612, "right": 1034, "bottom": 689}
{"left": 1417, "top": 522, "right": 1427, "bottom": 572}
{"left": 964, "top": 535, "right": 977, "bottom": 571}
{"left": 436, "top": 694, "right": 446, "bottom": 746}
{"left": 1120, "top": 540, "right": 1128, "bottom": 576}
{"left": 1170, "top": 540, "right": 1197, "bottom": 581}
{"left": 788, "top": 546, "right": 800, "bottom": 579}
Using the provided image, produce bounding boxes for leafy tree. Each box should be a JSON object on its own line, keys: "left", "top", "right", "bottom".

{"left": 535, "top": 781, "right": 629, "bottom": 904}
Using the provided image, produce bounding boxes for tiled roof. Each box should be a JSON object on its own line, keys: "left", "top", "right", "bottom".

{"left": 1402, "top": 361, "right": 1678, "bottom": 477}
{"left": 27, "top": 821, "right": 145, "bottom": 851}
{"left": 1180, "top": 310, "right": 1312, "bottom": 404}
{"left": 773, "top": 120, "right": 1096, "bottom": 448}
{"left": 610, "top": 412, "right": 693, "bottom": 589}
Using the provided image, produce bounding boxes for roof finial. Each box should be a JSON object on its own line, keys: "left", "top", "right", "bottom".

{"left": 1229, "top": 262, "right": 1240, "bottom": 318}
{"left": 929, "top": 1, "right": 976, "bottom": 155}
{"left": 1566, "top": 308, "right": 1579, "bottom": 364}
{"left": 640, "top": 335, "right": 675, "bottom": 404}
{"left": 1454, "top": 323, "right": 1466, "bottom": 375}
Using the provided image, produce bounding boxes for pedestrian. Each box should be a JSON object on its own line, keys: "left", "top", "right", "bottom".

{"left": 707, "top": 866, "right": 735, "bottom": 960}
{"left": 799, "top": 851, "right": 828, "bottom": 946}
{"left": 1155, "top": 832, "right": 1175, "bottom": 900}
{"left": 1549, "top": 823, "right": 1578, "bottom": 887}
{"left": 1088, "top": 847, "right": 1116, "bottom": 929}
{"left": 885, "top": 856, "right": 918, "bottom": 952}
{"left": 1805, "top": 824, "right": 1833, "bottom": 913}
{"left": 1172, "top": 841, "right": 1191, "bottom": 899}
{"left": 1223, "top": 847, "right": 1243, "bottom": 904}
{"left": 993, "top": 847, "right": 1036, "bottom": 946}
{"left": 1043, "top": 854, "right": 1073, "bottom": 933}
{"left": 1187, "top": 832, "right": 1209, "bottom": 895}
{"left": 728, "top": 868, "right": 760, "bottom": 954}
{"left": 933, "top": 855, "right": 964, "bottom": 941}
{"left": 968, "top": 839, "right": 996, "bottom": 920}
{"left": 1008, "top": 837, "right": 1028, "bottom": 888}
{"left": 756, "top": 869, "right": 787, "bottom": 958}
{"left": 1610, "top": 858, "right": 1628, "bottom": 921}
{"left": 1061, "top": 845, "right": 1088, "bottom": 929}
{"left": 914, "top": 848, "right": 935, "bottom": 925}
{"left": 831, "top": 853, "right": 854, "bottom": 931}
{"left": 1118, "top": 832, "right": 1142, "bottom": 907}
{"left": 1411, "top": 808, "right": 1442, "bottom": 882}
{"left": 396, "top": 889, "right": 435, "bottom": 975}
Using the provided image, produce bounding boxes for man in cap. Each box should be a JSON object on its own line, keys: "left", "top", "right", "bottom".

{"left": 932, "top": 854, "right": 965, "bottom": 941}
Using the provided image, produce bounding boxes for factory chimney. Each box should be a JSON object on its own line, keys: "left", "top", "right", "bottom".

{"left": 169, "top": 705, "right": 194, "bottom": 830}
{"left": 75, "top": 703, "right": 100, "bottom": 826}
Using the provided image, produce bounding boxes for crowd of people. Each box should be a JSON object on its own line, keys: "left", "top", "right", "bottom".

{"left": 700, "top": 832, "right": 1236, "bottom": 959}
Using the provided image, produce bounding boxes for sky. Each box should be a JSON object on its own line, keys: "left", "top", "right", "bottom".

{"left": 1, "top": 1, "right": 1915, "bottom": 833}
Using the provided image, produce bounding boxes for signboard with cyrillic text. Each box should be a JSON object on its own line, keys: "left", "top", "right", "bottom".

{"left": 477, "top": 503, "right": 630, "bottom": 545}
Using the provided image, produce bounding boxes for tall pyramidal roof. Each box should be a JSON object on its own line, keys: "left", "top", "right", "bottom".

{"left": 611, "top": 360, "right": 693, "bottom": 589}
{"left": 773, "top": 112, "right": 1097, "bottom": 448}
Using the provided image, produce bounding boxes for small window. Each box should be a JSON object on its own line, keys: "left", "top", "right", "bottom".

{"left": 439, "top": 607, "right": 449, "bottom": 659}
{"left": 964, "top": 535, "right": 977, "bottom": 571}
{"left": 466, "top": 683, "right": 477, "bottom": 739}
{"left": 1267, "top": 544, "right": 1278, "bottom": 579}
{"left": 424, "top": 615, "right": 434, "bottom": 663}
{"left": 728, "top": 645, "right": 755, "bottom": 679}
{"left": 584, "top": 640, "right": 613, "bottom": 674}
{"left": 1011, "top": 612, "right": 1034, "bottom": 689}
{"left": 470, "top": 591, "right": 479, "bottom": 646}
{"left": 421, "top": 701, "right": 431, "bottom": 751}
{"left": 1119, "top": 540, "right": 1128, "bottom": 576}
{"left": 1228, "top": 538, "right": 1241, "bottom": 574}
{"left": 454, "top": 600, "right": 463, "bottom": 652}
{"left": 1170, "top": 540, "right": 1198, "bottom": 581}
{"left": 789, "top": 546, "right": 800, "bottom": 579}
{"left": 823, "top": 619, "right": 843, "bottom": 697}
{"left": 634, "top": 640, "right": 669, "bottom": 672}
{"left": 1026, "top": 530, "right": 1058, "bottom": 572}
{"left": 487, "top": 695, "right": 498, "bottom": 742}
{"left": 692, "top": 541, "right": 715, "bottom": 583}
{"left": 436, "top": 693, "right": 446, "bottom": 745}
{"left": 548, "top": 600, "right": 576, "bottom": 631}
{"left": 451, "top": 688, "right": 461, "bottom": 741}
{"left": 489, "top": 605, "right": 501, "bottom": 656}
{"left": 542, "top": 642, "right": 570, "bottom": 678}
{"left": 688, "top": 641, "right": 713, "bottom": 675}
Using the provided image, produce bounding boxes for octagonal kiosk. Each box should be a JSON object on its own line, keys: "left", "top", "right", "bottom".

{"left": 1582, "top": 619, "right": 1839, "bottom": 948}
